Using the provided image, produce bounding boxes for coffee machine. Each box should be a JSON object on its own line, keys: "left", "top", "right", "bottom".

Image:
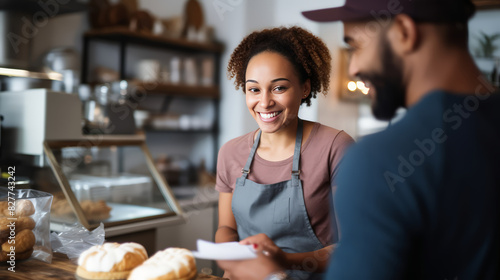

{"left": 0, "top": 89, "right": 82, "bottom": 164}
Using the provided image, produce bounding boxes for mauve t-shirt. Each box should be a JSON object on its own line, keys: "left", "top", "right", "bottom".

{"left": 216, "top": 122, "right": 355, "bottom": 246}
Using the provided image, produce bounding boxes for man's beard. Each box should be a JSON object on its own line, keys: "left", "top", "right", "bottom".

{"left": 359, "top": 36, "right": 406, "bottom": 121}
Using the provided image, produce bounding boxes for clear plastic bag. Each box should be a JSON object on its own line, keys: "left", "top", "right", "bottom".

{"left": 50, "top": 222, "right": 105, "bottom": 263}
{"left": 0, "top": 187, "right": 53, "bottom": 263}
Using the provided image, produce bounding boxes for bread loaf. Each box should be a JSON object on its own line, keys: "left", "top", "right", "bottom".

{"left": 128, "top": 247, "right": 197, "bottom": 280}
{"left": 76, "top": 242, "right": 148, "bottom": 280}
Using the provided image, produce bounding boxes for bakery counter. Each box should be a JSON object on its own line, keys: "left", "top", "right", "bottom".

{"left": 5, "top": 253, "right": 226, "bottom": 279}
{"left": 158, "top": 185, "right": 221, "bottom": 276}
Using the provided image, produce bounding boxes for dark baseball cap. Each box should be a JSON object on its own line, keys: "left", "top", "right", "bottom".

{"left": 302, "top": 0, "right": 476, "bottom": 23}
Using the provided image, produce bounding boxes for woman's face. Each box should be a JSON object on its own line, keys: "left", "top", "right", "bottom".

{"left": 245, "top": 51, "right": 310, "bottom": 134}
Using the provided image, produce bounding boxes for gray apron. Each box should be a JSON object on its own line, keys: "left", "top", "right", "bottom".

{"left": 231, "top": 119, "right": 325, "bottom": 280}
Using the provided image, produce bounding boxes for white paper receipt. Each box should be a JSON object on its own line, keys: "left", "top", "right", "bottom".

{"left": 191, "top": 239, "right": 257, "bottom": 260}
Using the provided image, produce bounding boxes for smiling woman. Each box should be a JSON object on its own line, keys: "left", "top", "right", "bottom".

{"left": 214, "top": 26, "right": 355, "bottom": 279}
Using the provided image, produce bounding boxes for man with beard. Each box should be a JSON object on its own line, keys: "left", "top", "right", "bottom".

{"left": 217, "top": 0, "right": 500, "bottom": 279}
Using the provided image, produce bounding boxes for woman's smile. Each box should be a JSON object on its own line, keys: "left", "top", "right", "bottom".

{"left": 258, "top": 111, "right": 283, "bottom": 122}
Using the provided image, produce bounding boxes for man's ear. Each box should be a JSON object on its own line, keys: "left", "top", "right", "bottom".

{"left": 387, "top": 14, "right": 419, "bottom": 55}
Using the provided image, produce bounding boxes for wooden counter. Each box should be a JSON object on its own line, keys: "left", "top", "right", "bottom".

{"left": 2, "top": 253, "right": 224, "bottom": 279}
{"left": 2, "top": 253, "right": 78, "bottom": 280}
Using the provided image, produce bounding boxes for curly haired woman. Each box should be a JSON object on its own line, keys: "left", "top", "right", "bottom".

{"left": 215, "top": 26, "right": 354, "bottom": 279}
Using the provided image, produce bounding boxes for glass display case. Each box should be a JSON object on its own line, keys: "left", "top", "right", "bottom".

{"left": 42, "top": 134, "right": 184, "bottom": 231}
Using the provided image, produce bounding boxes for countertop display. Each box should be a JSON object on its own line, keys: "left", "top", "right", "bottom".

{"left": 4, "top": 253, "right": 225, "bottom": 279}
{"left": 41, "top": 135, "right": 185, "bottom": 233}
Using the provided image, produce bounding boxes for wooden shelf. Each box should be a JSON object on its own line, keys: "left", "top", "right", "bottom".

{"left": 131, "top": 81, "right": 220, "bottom": 99}
{"left": 143, "top": 127, "right": 216, "bottom": 133}
{"left": 0, "top": 0, "right": 87, "bottom": 14}
{"left": 82, "top": 26, "right": 223, "bottom": 172}
{"left": 84, "top": 27, "right": 224, "bottom": 54}
{"left": 473, "top": 0, "right": 500, "bottom": 9}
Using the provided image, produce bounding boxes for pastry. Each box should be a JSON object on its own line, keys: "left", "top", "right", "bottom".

{"left": 15, "top": 216, "right": 36, "bottom": 232}
{"left": 1, "top": 199, "right": 35, "bottom": 217}
{"left": 0, "top": 203, "right": 37, "bottom": 261}
{"left": 14, "top": 199, "right": 35, "bottom": 217}
{"left": 1, "top": 229, "right": 35, "bottom": 253}
{"left": 0, "top": 201, "right": 8, "bottom": 214}
{"left": 0, "top": 216, "right": 35, "bottom": 233}
{"left": 51, "top": 193, "right": 112, "bottom": 222}
{"left": 128, "top": 247, "right": 197, "bottom": 280}
{"left": 0, "top": 247, "right": 33, "bottom": 262}
{"left": 0, "top": 217, "right": 11, "bottom": 232}
{"left": 80, "top": 200, "right": 112, "bottom": 221}
{"left": 76, "top": 242, "right": 148, "bottom": 280}
{"left": 50, "top": 193, "right": 73, "bottom": 218}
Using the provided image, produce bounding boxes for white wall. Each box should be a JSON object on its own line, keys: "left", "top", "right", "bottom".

{"left": 201, "top": 0, "right": 252, "bottom": 147}
{"left": 468, "top": 9, "right": 500, "bottom": 75}
{"left": 31, "top": 12, "right": 88, "bottom": 70}
{"left": 469, "top": 9, "right": 500, "bottom": 57}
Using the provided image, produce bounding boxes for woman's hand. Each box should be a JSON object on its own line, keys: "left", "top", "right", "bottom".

{"left": 239, "top": 233, "right": 287, "bottom": 267}
{"left": 218, "top": 252, "right": 284, "bottom": 280}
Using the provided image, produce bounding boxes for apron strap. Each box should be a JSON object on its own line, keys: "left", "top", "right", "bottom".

{"left": 292, "top": 119, "right": 303, "bottom": 185}
{"left": 241, "top": 129, "right": 262, "bottom": 180}
{"left": 241, "top": 119, "right": 303, "bottom": 183}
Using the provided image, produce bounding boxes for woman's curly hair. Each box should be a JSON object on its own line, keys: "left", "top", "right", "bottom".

{"left": 227, "top": 26, "right": 331, "bottom": 106}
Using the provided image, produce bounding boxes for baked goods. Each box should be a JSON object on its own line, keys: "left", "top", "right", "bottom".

{"left": 80, "top": 200, "right": 112, "bottom": 221}
{"left": 51, "top": 193, "right": 112, "bottom": 222}
{"left": 76, "top": 242, "right": 148, "bottom": 279}
{"left": 128, "top": 247, "right": 197, "bottom": 280}
{"left": 1, "top": 229, "right": 35, "bottom": 253}
{"left": 0, "top": 216, "right": 35, "bottom": 232}
{"left": 50, "top": 192, "right": 74, "bottom": 217}
{"left": 1, "top": 199, "right": 35, "bottom": 217}
{"left": 0, "top": 247, "right": 33, "bottom": 262}
{"left": 15, "top": 216, "right": 36, "bottom": 232}
{"left": 0, "top": 201, "right": 8, "bottom": 214}
{"left": 0, "top": 199, "right": 36, "bottom": 262}
{"left": 13, "top": 199, "right": 35, "bottom": 217}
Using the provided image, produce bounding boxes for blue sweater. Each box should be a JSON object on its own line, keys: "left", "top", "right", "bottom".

{"left": 327, "top": 91, "right": 500, "bottom": 279}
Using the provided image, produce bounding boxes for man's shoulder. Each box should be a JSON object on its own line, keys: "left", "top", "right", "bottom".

{"left": 356, "top": 91, "right": 451, "bottom": 153}
{"left": 339, "top": 92, "right": 451, "bottom": 177}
